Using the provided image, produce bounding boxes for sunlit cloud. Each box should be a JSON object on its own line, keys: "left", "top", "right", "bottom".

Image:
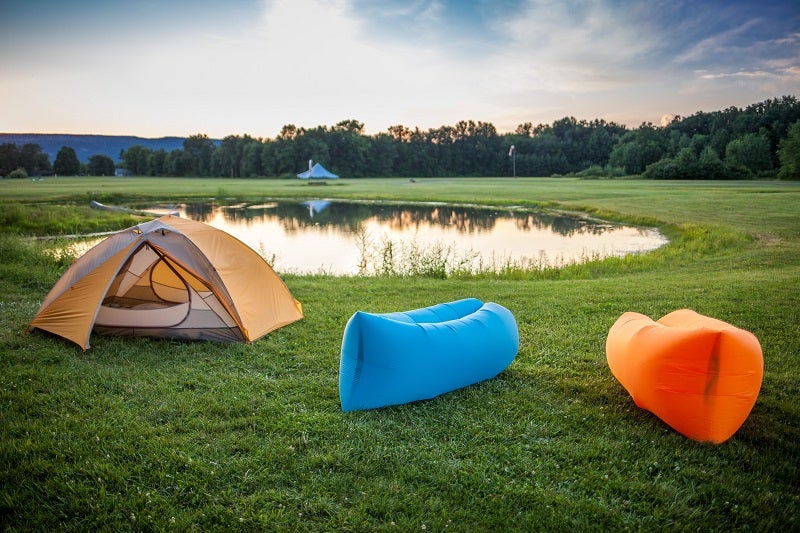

{"left": 241, "top": 0, "right": 469, "bottom": 132}
{"left": 780, "top": 66, "right": 800, "bottom": 78}
{"left": 699, "top": 70, "right": 773, "bottom": 80}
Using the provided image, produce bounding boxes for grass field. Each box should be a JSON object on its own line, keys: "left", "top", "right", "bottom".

{"left": 1, "top": 176, "right": 798, "bottom": 530}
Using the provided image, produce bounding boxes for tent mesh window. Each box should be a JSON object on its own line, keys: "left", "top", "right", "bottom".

{"left": 94, "top": 243, "right": 244, "bottom": 341}
{"left": 102, "top": 244, "right": 191, "bottom": 309}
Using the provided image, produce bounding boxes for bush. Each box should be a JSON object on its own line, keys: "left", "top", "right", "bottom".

{"left": 6, "top": 167, "right": 28, "bottom": 179}
{"left": 643, "top": 158, "right": 748, "bottom": 180}
{"left": 574, "top": 165, "right": 605, "bottom": 177}
{"left": 569, "top": 165, "right": 626, "bottom": 178}
{"left": 778, "top": 120, "right": 800, "bottom": 179}
{"left": 725, "top": 133, "right": 773, "bottom": 174}
{"left": 603, "top": 165, "right": 627, "bottom": 177}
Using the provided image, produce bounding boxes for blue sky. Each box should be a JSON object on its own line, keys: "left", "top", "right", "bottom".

{"left": 1, "top": 0, "right": 798, "bottom": 138}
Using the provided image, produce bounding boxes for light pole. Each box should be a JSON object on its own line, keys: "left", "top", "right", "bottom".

{"left": 508, "top": 145, "right": 516, "bottom": 177}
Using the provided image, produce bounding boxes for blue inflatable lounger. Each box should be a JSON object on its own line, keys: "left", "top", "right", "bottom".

{"left": 339, "top": 298, "right": 519, "bottom": 411}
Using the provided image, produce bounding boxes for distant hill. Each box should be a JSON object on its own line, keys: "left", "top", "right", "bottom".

{"left": 0, "top": 133, "right": 198, "bottom": 163}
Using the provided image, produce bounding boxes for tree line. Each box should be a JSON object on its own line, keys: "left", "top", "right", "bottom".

{"left": 2, "top": 96, "right": 799, "bottom": 180}
{"left": 0, "top": 144, "right": 115, "bottom": 179}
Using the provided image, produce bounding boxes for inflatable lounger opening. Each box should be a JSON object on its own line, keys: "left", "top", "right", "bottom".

{"left": 339, "top": 298, "right": 519, "bottom": 412}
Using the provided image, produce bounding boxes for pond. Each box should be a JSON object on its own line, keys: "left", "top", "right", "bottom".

{"left": 75, "top": 199, "right": 664, "bottom": 276}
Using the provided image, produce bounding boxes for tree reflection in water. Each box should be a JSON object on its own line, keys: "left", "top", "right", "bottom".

{"left": 183, "top": 201, "right": 598, "bottom": 235}
{"left": 118, "top": 200, "right": 667, "bottom": 275}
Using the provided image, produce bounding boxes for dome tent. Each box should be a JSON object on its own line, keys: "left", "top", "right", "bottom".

{"left": 29, "top": 215, "right": 303, "bottom": 349}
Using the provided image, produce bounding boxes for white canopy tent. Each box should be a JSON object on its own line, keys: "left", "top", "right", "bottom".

{"left": 297, "top": 161, "right": 339, "bottom": 179}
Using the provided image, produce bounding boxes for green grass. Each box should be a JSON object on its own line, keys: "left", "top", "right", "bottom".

{"left": 1, "top": 177, "right": 798, "bottom": 530}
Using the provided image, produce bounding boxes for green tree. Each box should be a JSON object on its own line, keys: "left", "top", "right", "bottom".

{"left": 334, "top": 119, "right": 365, "bottom": 135}
{"left": 182, "top": 134, "right": 215, "bottom": 176}
{"left": 608, "top": 124, "right": 666, "bottom": 175}
{"left": 385, "top": 125, "right": 416, "bottom": 176}
{"left": 289, "top": 127, "right": 331, "bottom": 175}
{"left": 149, "top": 149, "right": 168, "bottom": 176}
{"left": 366, "top": 133, "right": 397, "bottom": 177}
{"left": 699, "top": 146, "right": 721, "bottom": 165}
{"left": 778, "top": 120, "right": 800, "bottom": 179}
{"left": 515, "top": 122, "right": 533, "bottom": 136}
{"left": 121, "top": 145, "right": 151, "bottom": 175}
{"left": 278, "top": 124, "right": 300, "bottom": 140}
{"left": 53, "top": 146, "right": 80, "bottom": 175}
{"left": 708, "top": 128, "right": 731, "bottom": 158}
{"left": 265, "top": 135, "right": 300, "bottom": 175}
{"left": 609, "top": 134, "right": 645, "bottom": 174}
{"left": 214, "top": 135, "right": 246, "bottom": 178}
{"left": 585, "top": 127, "right": 614, "bottom": 167}
{"left": 725, "top": 133, "right": 772, "bottom": 175}
{"left": 242, "top": 141, "right": 264, "bottom": 177}
{"left": 0, "top": 143, "right": 20, "bottom": 176}
{"left": 165, "top": 149, "right": 187, "bottom": 176}
{"left": 20, "top": 143, "right": 51, "bottom": 175}
{"left": 697, "top": 146, "right": 733, "bottom": 179}
{"left": 88, "top": 154, "right": 116, "bottom": 176}
{"left": 327, "top": 120, "right": 369, "bottom": 177}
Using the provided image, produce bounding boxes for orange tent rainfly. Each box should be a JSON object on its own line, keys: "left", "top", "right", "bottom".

{"left": 29, "top": 215, "right": 303, "bottom": 349}
{"left": 606, "top": 309, "right": 763, "bottom": 444}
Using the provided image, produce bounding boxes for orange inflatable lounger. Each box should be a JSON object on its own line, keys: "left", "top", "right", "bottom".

{"left": 606, "top": 309, "right": 763, "bottom": 444}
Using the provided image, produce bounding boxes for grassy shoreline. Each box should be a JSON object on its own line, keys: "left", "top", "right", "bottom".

{"left": 1, "top": 177, "right": 798, "bottom": 530}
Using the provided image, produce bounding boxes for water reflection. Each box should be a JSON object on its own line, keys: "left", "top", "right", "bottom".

{"left": 176, "top": 200, "right": 620, "bottom": 237}
{"left": 126, "top": 200, "right": 666, "bottom": 275}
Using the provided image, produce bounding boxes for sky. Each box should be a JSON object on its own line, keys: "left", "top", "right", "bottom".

{"left": 1, "top": 0, "right": 798, "bottom": 139}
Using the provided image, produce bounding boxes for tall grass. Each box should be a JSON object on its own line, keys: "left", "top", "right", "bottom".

{"left": 354, "top": 228, "right": 480, "bottom": 278}
{"left": 350, "top": 219, "right": 749, "bottom": 280}
{"left": 0, "top": 202, "right": 141, "bottom": 236}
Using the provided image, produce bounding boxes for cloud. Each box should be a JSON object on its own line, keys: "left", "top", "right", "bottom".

{"left": 683, "top": 23, "right": 800, "bottom": 99}
{"left": 1, "top": 0, "right": 797, "bottom": 138}
{"left": 673, "top": 18, "right": 761, "bottom": 65}
{"left": 672, "top": 9, "right": 800, "bottom": 84}
{"left": 698, "top": 70, "right": 773, "bottom": 80}
{"left": 485, "top": 1, "right": 666, "bottom": 94}
{"left": 215, "top": 0, "right": 518, "bottom": 134}
{"left": 156, "top": 0, "right": 799, "bottom": 133}
{"left": 242, "top": 0, "right": 447, "bottom": 128}
{"left": 780, "top": 65, "right": 800, "bottom": 78}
